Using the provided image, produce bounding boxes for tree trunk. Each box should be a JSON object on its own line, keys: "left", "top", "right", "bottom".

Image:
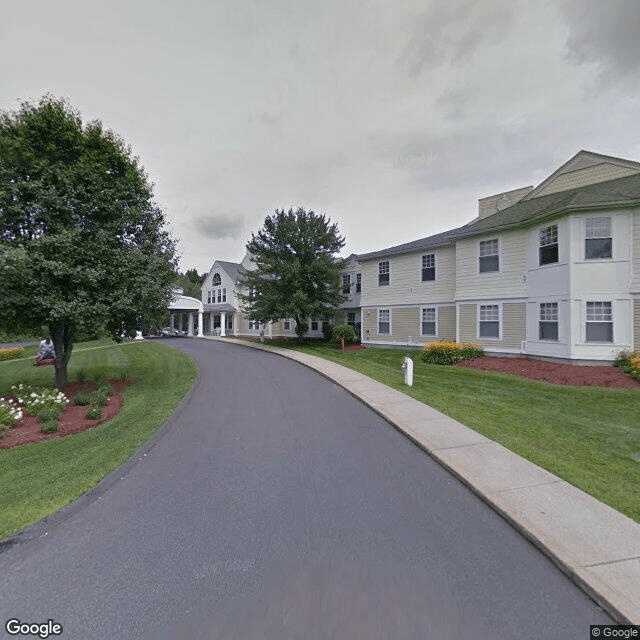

{"left": 51, "top": 323, "right": 74, "bottom": 390}
{"left": 340, "top": 336, "right": 345, "bottom": 352}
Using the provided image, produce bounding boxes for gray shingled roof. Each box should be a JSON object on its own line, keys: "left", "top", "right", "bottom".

{"left": 215, "top": 261, "right": 241, "bottom": 282}
{"left": 356, "top": 228, "right": 457, "bottom": 261}
{"left": 357, "top": 171, "right": 640, "bottom": 261}
{"left": 451, "top": 171, "right": 640, "bottom": 239}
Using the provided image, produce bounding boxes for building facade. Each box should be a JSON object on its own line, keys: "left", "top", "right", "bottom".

{"left": 358, "top": 150, "right": 640, "bottom": 361}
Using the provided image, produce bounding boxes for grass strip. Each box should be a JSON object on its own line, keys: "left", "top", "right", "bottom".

{"left": 0, "top": 340, "right": 196, "bottom": 539}
{"left": 266, "top": 340, "right": 640, "bottom": 523}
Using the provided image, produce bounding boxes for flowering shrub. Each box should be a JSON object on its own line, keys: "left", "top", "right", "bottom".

{"left": 10, "top": 384, "right": 69, "bottom": 418}
{"left": 421, "top": 341, "right": 484, "bottom": 365}
{"left": 614, "top": 350, "right": 640, "bottom": 381}
{"left": 0, "top": 348, "right": 25, "bottom": 362}
{"left": 0, "top": 398, "right": 23, "bottom": 436}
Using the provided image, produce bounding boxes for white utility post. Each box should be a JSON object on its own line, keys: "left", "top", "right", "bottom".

{"left": 402, "top": 356, "right": 414, "bottom": 387}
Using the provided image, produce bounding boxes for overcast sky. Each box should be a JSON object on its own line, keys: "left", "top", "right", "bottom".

{"left": 3, "top": 1, "right": 640, "bottom": 273}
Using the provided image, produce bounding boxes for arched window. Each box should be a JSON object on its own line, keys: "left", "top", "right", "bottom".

{"left": 212, "top": 273, "right": 221, "bottom": 286}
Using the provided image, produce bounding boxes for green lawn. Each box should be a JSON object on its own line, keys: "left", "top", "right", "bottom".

{"left": 267, "top": 340, "right": 640, "bottom": 523}
{"left": 0, "top": 340, "right": 196, "bottom": 540}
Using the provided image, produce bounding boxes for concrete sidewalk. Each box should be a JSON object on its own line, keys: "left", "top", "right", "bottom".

{"left": 204, "top": 336, "right": 640, "bottom": 624}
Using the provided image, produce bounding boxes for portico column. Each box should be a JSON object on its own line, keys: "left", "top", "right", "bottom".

{"left": 187, "top": 312, "right": 194, "bottom": 337}
{"left": 221, "top": 312, "right": 226, "bottom": 337}
{"left": 169, "top": 313, "right": 175, "bottom": 333}
{"left": 198, "top": 310, "right": 203, "bottom": 337}
{"left": 209, "top": 311, "right": 215, "bottom": 336}
{"left": 178, "top": 314, "right": 183, "bottom": 335}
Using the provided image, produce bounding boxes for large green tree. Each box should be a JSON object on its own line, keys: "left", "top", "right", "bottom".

{"left": 240, "top": 207, "right": 347, "bottom": 341}
{"left": 0, "top": 96, "right": 178, "bottom": 388}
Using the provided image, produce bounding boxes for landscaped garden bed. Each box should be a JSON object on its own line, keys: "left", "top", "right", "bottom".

{"left": 0, "top": 380, "right": 132, "bottom": 449}
{"left": 454, "top": 355, "right": 640, "bottom": 388}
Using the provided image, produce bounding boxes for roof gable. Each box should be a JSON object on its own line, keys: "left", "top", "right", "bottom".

{"left": 522, "top": 150, "right": 640, "bottom": 200}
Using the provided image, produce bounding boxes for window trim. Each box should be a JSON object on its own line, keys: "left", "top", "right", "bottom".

{"left": 420, "top": 306, "right": 437, "bottom": 337}
{"left": 212, "top": 273, "right": 221, "bottom": 287}
{"left": 283, "top": 318, "right": 291, "bottom": 331}
{"left": 342, "top": 273, "right": 351, "bottom": 294}
{"left": 479, "top": 238, "right": 500, "bottom": 273}
{"left": 378, "top": 261, "right": 390, "bottom": 286}
{"left": 538, "top": 302, "right": 559, "bottom": 341}
{"left": 584, "top": 217, "right": 612, "bottom": 260}
{"left": 356, "top": 273, "right": 362, "bottom": 293}
{"left": 478, "top": 303, "right": 501, "bottom": 339}
{"left": 377, "top": 308, "right": 391, "bottom": 335}
{"left": 539, "top": 224, "right": 559, "bottom": 266}
{"left": 421, "top": 253, "right": 436, "bottom": 282}
{"left": 585, "top": 301, "right": 613, "bottom": 343}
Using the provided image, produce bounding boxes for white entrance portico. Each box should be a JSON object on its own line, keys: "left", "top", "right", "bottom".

{"left": 168, "top": 291, "right": 204, "bottom": 337}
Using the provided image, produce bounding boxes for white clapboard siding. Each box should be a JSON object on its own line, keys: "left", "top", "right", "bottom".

{"left": 360, "top": 246, "right": 456, "bottom": 307}
{"left": 455, "top": 230, "right": 527, "bottom": 301}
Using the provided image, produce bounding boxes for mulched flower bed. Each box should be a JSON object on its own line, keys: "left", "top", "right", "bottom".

{"left": 454, "top": 356, "right": 640, "bottom": 388}
{"left": 0, "top": 380, "right": 132, "bottom": 449}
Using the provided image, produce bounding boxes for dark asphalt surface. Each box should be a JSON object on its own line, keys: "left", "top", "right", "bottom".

{"left": 0, "top": 338, "right": 612, "bottom": 639}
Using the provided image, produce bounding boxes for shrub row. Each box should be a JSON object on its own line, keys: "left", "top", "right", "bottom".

{"left": 421, "top": 341, "right": 484, "bottom": 365}
{"left": 73, "top": 384, "right": 113, "bottom": 421}
{"left": 0, "top": 348, "right": 25, "bottom": 362}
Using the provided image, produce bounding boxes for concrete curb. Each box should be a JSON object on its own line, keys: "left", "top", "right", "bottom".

{"left": 208, "top": 336, "right": 640, "bottom": 624}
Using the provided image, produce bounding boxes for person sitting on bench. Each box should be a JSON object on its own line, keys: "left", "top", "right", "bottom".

{"left": 36, "top": 338, "right": 55, "bottom": 362}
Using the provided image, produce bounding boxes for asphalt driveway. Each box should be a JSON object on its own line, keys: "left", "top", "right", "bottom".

{"left": 0, "top": 338, "right": 611, "bottom": 639}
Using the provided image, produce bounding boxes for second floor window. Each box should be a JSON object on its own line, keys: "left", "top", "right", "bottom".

{"left": 342, "top": 274, "right": 351, "bottom": 294}
{"left": 356, "top": 273, "right": 361, "bottom": 293}
{"left": 212, "top": 273, "right": 221, "bottom": 286}
{"left": 421, "top": 254, "right": 435, "bottom": 281}
{"left": 585, "top": 217, "right": 612, "bottom": 259}
{"left": 479, "top": 239, "right": 499, "bottom": 273}
{"left": 378, "top": 261, "right": 390, "bottom": 286}
{"left": 283, "top": 318, "right": 290, "bottom": 330}
{"left": 539, "top": 225, "right": 558, "bottom": 265}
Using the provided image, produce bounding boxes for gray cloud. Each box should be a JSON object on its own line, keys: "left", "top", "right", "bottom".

{"left": 193, "top": 213, "right": 245, "bottom": 240}
{"left": 399, "top": 0, "right": 515, "bottom": 77}
{"left": 559, "top": 0, "right": 640, "bottom": 83}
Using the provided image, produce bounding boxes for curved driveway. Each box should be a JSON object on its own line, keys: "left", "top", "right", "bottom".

{"left": 0, "top": 339, "right": 611, "bottom": 639}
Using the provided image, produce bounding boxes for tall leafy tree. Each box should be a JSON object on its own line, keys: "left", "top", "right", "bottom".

{"left": 0, "top": 96, "right": 177, "bottom": 388}
{"left": 240, "top": 207, "right": 347, "bottom": 341}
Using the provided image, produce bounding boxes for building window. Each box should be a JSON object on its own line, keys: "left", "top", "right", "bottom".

{"left": 539, "top": 225, "right": 558, "bottom": 265}
{"left": 479, "top": 239, "right": 499, "bottom": 273}
{"left": 217, "top": 289, "right": 221, "bottom": 303}
{"left": 226, "top": 314, "right": 233, "bottom": 330}
{"left": 378, "top": 261, "right": 390, "bottom": 286}
{"left": 421, "top": 254, "right": 435, "bottom": 281}
{"left": 248, "top": 319, "right": 259, "bottom": 330}
{"left": 356, "top": 273, "right": 361, "bottom": 293}
{"left": 585, "top": 217, "right": 612, "bottom": 259}
{"left": 586, "top": 301, "right": 613, "bottom": 342}
{"left": 421, "top": 308, "right": 436, "bottom": 336}
{"left": 212, "top": 273, "right": 221, "bottom": 286}
{"left": 311, "top": 317, "right": 319, "bottom": 331}
{"left": 347, "top": 312, "right": 356, "bottom": 326}
{"left": 207, "top": 290, "right": 212, "bottom": 304}
{"left": 283, "top": 318, "right": 290, "bottom": 331}
{"left": 342, "top": 274, "right": 351, "bottom": 294}
{"left": 479, "top": 304, "right": 500, "bottom": 338}
{"left": 222, "top": 288, "right": 226, "bottom": 303}
{"left": 539, "top": 303, "right": 558, "bottom": 340}
{"left": 378, "top": 309, "right": 390, "bottom": 334}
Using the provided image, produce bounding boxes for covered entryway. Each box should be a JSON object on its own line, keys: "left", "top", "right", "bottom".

{"left": 168, "top": 291, "right": 204, "bottom": 337}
